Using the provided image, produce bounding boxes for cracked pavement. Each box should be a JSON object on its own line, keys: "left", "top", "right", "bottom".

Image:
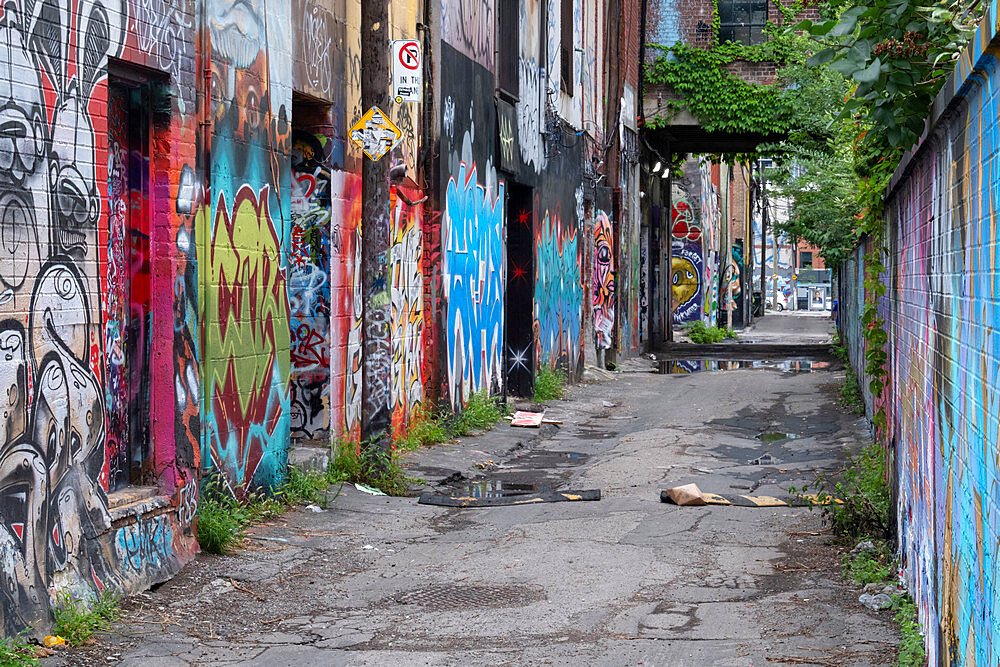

{"left": 57, "top": 314, "right": 898, "bottom": 666}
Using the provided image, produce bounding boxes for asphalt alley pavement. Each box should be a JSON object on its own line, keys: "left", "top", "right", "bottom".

{"left": 59, "top": 313, "right": 899, "bottom": 666}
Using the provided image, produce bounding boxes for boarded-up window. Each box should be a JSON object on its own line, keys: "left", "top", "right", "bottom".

{"left": 560, "top": 0, "right": 573, "bottom": 95}
{"left": 498, "top": 0, "right": 519, "bottom": 96}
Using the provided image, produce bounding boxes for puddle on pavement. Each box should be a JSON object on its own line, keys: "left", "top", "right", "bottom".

{"left": 460, "top": 479, "right": 542, "bottom": 499}
{"left": 756, "top": 431, "right": 798, "bottom": 442}
{"left": 656, "top": 359, "right": 832, "bottom": 374}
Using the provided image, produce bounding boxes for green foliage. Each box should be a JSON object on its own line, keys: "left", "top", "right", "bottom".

{"left": 0, "top": 632, "right": 38, "bottom": 667}
{"left": 453, "top": 390, "right": 505, "bottom": 434}
{"left": 840, "top": 369, "right": 865, "bottom": 414}
{"left": 279, "top": 466, "right": 333, "bottom": 507}
{"left": 395, "top": 405, "right": 449, "bottom": 451}
{"left": 682, "top": 320, "right": 736, "bottom": 343}
{"left": 196, "top": 476, "right": 249, "bottom": 555}
{"left": 831, "top": 339, "right": 850, "bottom": 364}
{"left": 827, "top": 443, "right": 892, "bottom": 539}
{"left": 764, "top": 143, "right": 859, "bottom": 269}
{"left": 52, "top": 591, "right": 120, "bottom": 645}
{"left": 328, "top": 442, "right": 412, "bottom": 497}
{"left": 797, "top": 0, "right": 982, "bottom": 151}
{"left": 533, "top": 367, "right": 566, "bottom": 402}
{"left": 894, "top": 595, "right": 927, "bottom": 665}
{"left": 843, "top": 542, "right": 893, "bottom": 584}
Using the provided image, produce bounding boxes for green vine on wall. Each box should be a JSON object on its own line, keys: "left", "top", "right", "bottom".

{"left": 644, "top": 1, "right": 813, "bottom": 147}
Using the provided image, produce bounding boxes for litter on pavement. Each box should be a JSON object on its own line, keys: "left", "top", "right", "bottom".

{"left": 418, "top": 489, "right": 601, "bottom": 508}
{"left": 660, "top": 484, "right": 843, "bottom": 508}
{"left": 355, "top": 483, "right": 387, "bottom": 496}
{"left": 507, "top": 411, "right": 563, "bottom": 427}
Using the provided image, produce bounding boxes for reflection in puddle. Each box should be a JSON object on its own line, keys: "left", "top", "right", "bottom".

{"left": 656, "top": 359, "right": 831, "bottom": 374}
{"left": 461, "top": 480, "right": 539, "bottom": 499}
{"left": 757, "top": 431, "right": 798, "bottom": 442}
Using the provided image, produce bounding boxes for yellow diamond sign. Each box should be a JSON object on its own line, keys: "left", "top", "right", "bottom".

{"left": 349, "top": 106, "right": 403, "bottom": 161}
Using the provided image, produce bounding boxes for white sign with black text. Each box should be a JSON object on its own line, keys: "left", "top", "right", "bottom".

{"left": 391, "top": 39, "right": 422, "bottom": 104}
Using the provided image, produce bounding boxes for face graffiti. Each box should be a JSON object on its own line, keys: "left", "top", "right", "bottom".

{"left": 592, "top": 210, "right": 615, "bottom": 350}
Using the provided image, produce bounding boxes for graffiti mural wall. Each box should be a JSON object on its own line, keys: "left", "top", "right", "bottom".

{"left": 201, "top": 0, "right": 293, "bottom": 497}
{"left": 0, "top": 0, "right": 200, "bottom": 635}
{"left": 839, "top": 27, "right": 1000, "bottom": 664}
{"left": 593, "top": 210, "right": 616, "bottom": 349}
{"left": 440, "top": 41, "right": 504, "bottom": 407}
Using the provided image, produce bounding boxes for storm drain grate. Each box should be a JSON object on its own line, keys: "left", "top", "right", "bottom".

{"left": 388, "top": 584, "right": 545, "bottom": 610}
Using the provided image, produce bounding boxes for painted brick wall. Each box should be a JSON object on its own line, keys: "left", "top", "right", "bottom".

{"left": 839, "top": 5, "right": 1000, "bottom": 661}
{"left": 0, "top": 0, "right": 200, "bottom": 636}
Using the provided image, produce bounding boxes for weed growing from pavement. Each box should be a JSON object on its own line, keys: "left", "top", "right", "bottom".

{"left": 52, "top": 591, "right": 120, "bottom": 645}
{"left": 840, "top": 369, "right": 865, "bottom": 414}
{"left": 395, "top": 405, "right": 449, "bottom": 451}
{"left": 197, "top": 467, "right": 341, "bottom": 555}
{"left": 0, "top": 631, "right": 39, "bottom": 666}
{"left": 532, "top": 367, "right": 566, "bottom": 402}
{"left": 843, "top": 542, "right": 893, "bottom": 585}
{"left": 893, "top": 595, "right": 926, "bottom": 665}
{"left": 792, "top": 419, "right": 925, "bottom": 664}
{"left": 452, "top": 390, "right": 505, "bottom": 434}
{"left": 328, "top": 441, "right": 413, "bottom": 496}
{"left": 196, "top": 476, "right": 249, "bottom": 555}
{"left": 682, "top": 320, "right": 738, "bottom": 344}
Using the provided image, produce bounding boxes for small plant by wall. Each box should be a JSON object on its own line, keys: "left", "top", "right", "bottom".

{"left": 533, "top": 367, "right": 566, "bottom": 402}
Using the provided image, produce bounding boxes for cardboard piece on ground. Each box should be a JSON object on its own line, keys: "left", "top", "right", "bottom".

{"left": 661, "top": 483, "right": 707, "bottom": 506}
{"left": 510, "top": 411, "right": 544, "bottom": 427}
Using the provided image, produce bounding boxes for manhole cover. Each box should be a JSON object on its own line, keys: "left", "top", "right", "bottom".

{"left": 388, "top": 584, "right": 545, "bottom": 610}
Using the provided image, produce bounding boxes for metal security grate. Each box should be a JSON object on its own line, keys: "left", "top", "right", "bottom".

{"left": 389, "top": 584, "right": 545, "bottom": 610}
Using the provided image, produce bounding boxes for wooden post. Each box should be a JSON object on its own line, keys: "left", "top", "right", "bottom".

{"left": 360, "top": 0, "right": 392, "bottom": 454}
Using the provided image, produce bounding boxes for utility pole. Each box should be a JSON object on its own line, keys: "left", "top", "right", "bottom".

{"left": 759, "top": 164, "right": 767, "bottom": 316}
{"left": 360, "top": 0, "right": 392, "bottom": 454}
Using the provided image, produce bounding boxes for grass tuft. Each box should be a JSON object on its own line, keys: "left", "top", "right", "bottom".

{"left": 52, "top": 590, "right": 120, "bottom": 645}
{"left": 840, "top": 369, "right": 865, "bottom": 414}
{"left": 532, "top": 367, "right": 566, "bottom": 402}
{"left": 453, "top": 390, "right": 504, "bottom": 435}
{"left": 843, "top": 542, "right": 893, "bottom": 585}
{"left": 0, "top": 632, "right": 38, "bottom": 666}
{"left": 683, "top": 320, "right": 737, "bottom": 343}
{"left": 893, "top": 595, "right": 927, "bottom": 666}
{"left": 395, "top": 406, "right": 449, "bottom": 451}
{"left": 195, "top": 476, "right": 248, "bottom": 555}
{"left": 328, "top": 441, "right": 413, "bottom": 497}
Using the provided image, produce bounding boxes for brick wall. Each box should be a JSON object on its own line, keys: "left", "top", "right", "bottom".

{"left": 0, "top": 0, "right": 200, "bottom": 636}
{"left": 839, "top": 15, "right": 1000, "bottom": 663}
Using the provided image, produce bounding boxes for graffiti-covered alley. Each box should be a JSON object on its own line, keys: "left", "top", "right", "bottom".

{"left": 3, "top": 0, "right": 1000, "bottom": 663}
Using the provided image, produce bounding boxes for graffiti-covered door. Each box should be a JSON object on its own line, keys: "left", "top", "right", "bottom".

{"left": 289, "top": 129, "right": 332, "bottom": 444}
{"left": 106, "top": 82, "right": 152, "bottom": 491}
{"left": 505, "top": 185, "right": 534, "bottom": 396}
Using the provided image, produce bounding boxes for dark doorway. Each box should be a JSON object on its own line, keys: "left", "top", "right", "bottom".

{"left": 505, "top": 185, "right": 534, "bottom": 397}
{"left": 107, "top": 78, "right": 153, "bottom": 491}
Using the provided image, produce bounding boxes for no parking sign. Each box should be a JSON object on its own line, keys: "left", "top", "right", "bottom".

{"left": 391, "top": 40, "right": 422, "bottom": 103}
